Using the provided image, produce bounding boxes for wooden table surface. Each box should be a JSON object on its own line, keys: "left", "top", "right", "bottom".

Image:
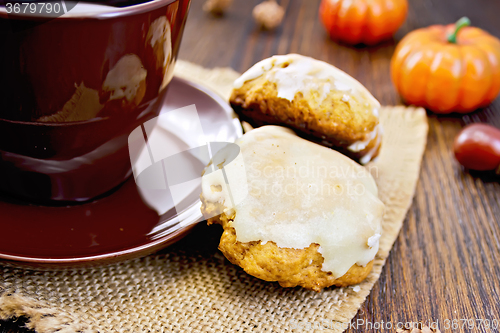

{"left": 2, "top": 0, "right": 500, "bottom": 332}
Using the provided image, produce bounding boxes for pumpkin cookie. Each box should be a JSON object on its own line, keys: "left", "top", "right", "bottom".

{"left": 201, "top": 126, "right": 384, "bottom": 291}
{"left": 230, "top": 54, "right": 382, "bottom": 164}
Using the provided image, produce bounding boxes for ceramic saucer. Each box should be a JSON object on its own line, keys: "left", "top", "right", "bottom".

{"left": 0, "top": 77, "right": 242, "bottom": 269}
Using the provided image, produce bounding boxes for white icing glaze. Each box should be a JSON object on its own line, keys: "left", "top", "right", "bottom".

{"left": 201, "top": 126, "right": 384, "bottom": 278}
{"left": 367, "top": 233, "right": 381, "bottom": 248}
{"left": 233, "top": 54, "right": 380, "bottom": 113}
{"left": 201, "top": 144, "right": 248, "bottom": 208}
{"left": 348, "top": 124, "right": 380, "bottom": 153}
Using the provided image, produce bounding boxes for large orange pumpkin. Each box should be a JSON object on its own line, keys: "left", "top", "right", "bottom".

{"left": 319, "top": 0, "right": 408, "bottom": 45}
{"left": 391, "top": 18, "right": 500, "bottom": 113}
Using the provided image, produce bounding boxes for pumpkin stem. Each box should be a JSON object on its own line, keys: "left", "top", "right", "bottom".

{"left": 447, "top": 17, "right": 471, "bottom": 44}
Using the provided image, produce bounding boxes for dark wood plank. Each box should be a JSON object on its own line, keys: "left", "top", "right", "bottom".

{"left": 3, "top": 0, "right": 500, "bottom": 332}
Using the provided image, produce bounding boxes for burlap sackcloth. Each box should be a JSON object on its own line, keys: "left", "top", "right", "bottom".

{"left": 0, "top": 60, "right": 429, "bottom": 333}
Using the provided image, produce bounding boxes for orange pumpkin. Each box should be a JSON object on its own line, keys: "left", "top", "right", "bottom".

{"left": 391, "top": 18, "right": 500, "bottom": 113}
{"left": 319, "top": 0, "right": 408, "bottom": 45}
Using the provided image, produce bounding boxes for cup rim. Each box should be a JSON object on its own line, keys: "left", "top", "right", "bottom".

{"left": 0, "top": 0, "right": 178, "bottom": 20}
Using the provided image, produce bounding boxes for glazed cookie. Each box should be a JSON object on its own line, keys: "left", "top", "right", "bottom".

{"left": 200, "top": 126, "right": 385, "bottom": 291}
{"left": 230, "top": 54, "right": 382, "bottom": 164}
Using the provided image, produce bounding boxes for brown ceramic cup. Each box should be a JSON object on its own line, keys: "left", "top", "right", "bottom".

{"left": 0, "top": 0, "right": 190, "bottom": 202}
